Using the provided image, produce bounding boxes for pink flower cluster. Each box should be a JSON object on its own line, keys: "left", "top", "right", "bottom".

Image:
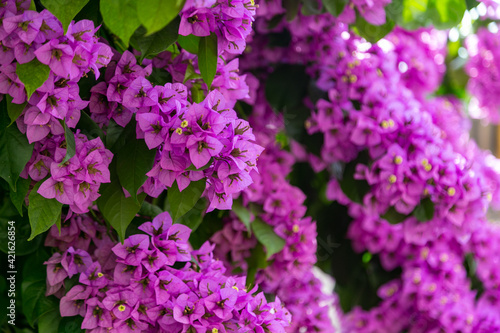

{"left": 209, "top": 88, "right": 335, "bottom": 331}
{"left": 44, "top": 212, "right": 291, "bottom": 332}
{"left": 0, "top": 0, "right": 114, "bottom": 213}
{"left": 88, "top": 49, "right": 264, "bottom": 211}
{"left": 466, "top": 26, "right": 500, "bottom": 123}
{"left": 180, "top": 0, "right": 257, "bottom": 54}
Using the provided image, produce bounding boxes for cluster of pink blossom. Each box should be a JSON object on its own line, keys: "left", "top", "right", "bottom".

{"left": 180, "top": 0, "right": 257, "bottom": 55}
{"left": 239, "top": 3, "right": 500, "bottom": 331}
{"left": 44, "top": 212, "right": 291, "bottom": 332}
{"left": 0, "top": 0, "right": 114, "bottom": 213}
{"left": 209, "top": 86, "right": 335, "bottom": 331}
{"left": 466, "top": 26, "right": 500, "bottom": 123}
{"left": 88, "top": 49, "right": 263, "bottom": 211}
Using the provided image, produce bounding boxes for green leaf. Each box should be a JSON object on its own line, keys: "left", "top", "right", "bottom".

{"left": 22, "top": 248, "right": 58, "bottom": 327}
{"left": 323, "top": 0, "right": 349, "bottom": 16}
{"left": 167, "top": 179, "right": 206, "bottom": 222}
{"left": 434, "top": 0, "right": 467, "bottom": 29}
{"left": 232, "top": 200, "right": 251, "bottom": 234}
{"left": 0, "top": 105, "right": 34, "bottom": 191}
{"left": 97, "top": 161, "right": 146, "bottom": 242}
{"left": 38, "top": 310, "right": 61, "bottom": 333}
{"left": 58, "top": 316, "right": 84, "bottom": 333}
{"left": 137, "top": 0, "right": 185, "bottom": 35}
{"left": 115, "top": 119, "right": 157, "bottom": 201}
{"left": 178, "top": 34, "right": 200, "bottom": 54}
{"left": 413, "top": 197, "right": 435, "bottom": 222}
{"left": 265, "top": 65, "right": 309, "bottom": 111}
{"left": 41, "top": 0, "right": 89, "bottom": 33}
{"left": 148, "top": 67, "right": 173, "bottom": 86}
{"left": 76, "top": 111, "right": 104, "bottom": 141}
{"left": 245, "top": 243, "right": 269, "bottom": 288}
{"left": 338, "top": 161, "right": 370, "bottom": 204}
{"left": 381, "top": 206, "right": 408, "bottom": 225}
{"left": 28, "top": 181, "right": 63, "bottom": 241}
{"left": 175, "top": 198, "right": 207, "bottom": 232}
{"left": 352, "top": 14, "right": 395, "bottom": 43}
{"left": 251, "top": 217, "right": 286, "bottom": 259}
{"left": 16, "top": 59, "right": 51, "bottom": 100}
{"left": 302, "top": 0, "right": 322, "bottom": 15}
{"left": 105, "top": 120, "right": 125, "bottom": 149}
{"left": 191, "top": 82, "right": 205, "bottom": 103}
{"left": 100, "top": 0, "right": 141, "bottom": 46}
{"left": 397, "top": 0, "right": 466, "bottom": 30}
{"left": 183, "top": 62, "right": 203, "bottom": 84}
{"left": 61, "top": 122, "right": 76, "bottom": 165}
{"left": 6, "top": 95, "right": 26, "bottom": 125}
{"left": 139, "top": 200, "right": 163, "bottom": 218}
{"left": 0, "top": 216, "right": 43, "bottom": 255}
{"left": 198, "top": 33, "right": 218, "bottom": 89}
{"left": 9, "top": 176, "right": 30, "bottom": 216}
{"left": 130, "top": 16, "right": 181, "bottom": 61}
{"left": 283, "top": 0, "right": 301, "bottom": 21}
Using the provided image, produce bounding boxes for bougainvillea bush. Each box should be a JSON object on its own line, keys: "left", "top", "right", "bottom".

{"left": 3, "top": 0, "right": 500, "bottom": 332}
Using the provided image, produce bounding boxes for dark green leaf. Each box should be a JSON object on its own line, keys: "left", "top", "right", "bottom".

{"left": 22, "top": 248, "right": 58, "bottom": 327}
{"left": 28, "top": 181, "right": 63, "bottom": 241}
{"left": 413, "top": 197, "right": 435, "bottom": 222}
{"left": 139, "top": 200, "right": 163, "bottom": 218}
{"left": 167, "top": 179, "right": 206, "bottom": 222}
{"left": 232, "top": 200, "right": 251, "bottom": 233}
{"left": 178, "top": 34, "right": 200, "bottom": 54}
{"left": 245, "top": 243, "right": 269, "bottom": 288}
{"left": 105, "top": 120, "right": 125, "bottom": 149}
{"left": 191, "top": 82, "right": 205, "bottom": 103}
{"left": 16, "top": 59, "right": 51, "bottom": 100}
{"left": 97, "top": 160, "right": 146, "bottom": 242}
{"left": 0, "top": 106, "right": 34, "bottom": 191}
{"left": 100, "top": 0, "right": 141, "bottom": 46}
{"left": 76, "top": 111, "right": 104, "bottom": 141}
{"left": 265, "top": 64, "right": 309, "bottom": 111}
{"left": 175, "top": 198, "right": 207, "bottom": 232}
{"left": 301, "top": 0, "right": 322, "bottom": 15}
{"left": 466, "top": 0, "right": 480, "bottom": 9}
{"left": 338, "top": 161, "right": 370, "bottom": 204}
{"left": 115, "top": 119, "right": 157, "bottom": 201}
{"left": 323, "top": 0, "right": 349, "bottom": 16}
{"left": 0, "top": 216, "right": 43, "bottom": 255}
{"left": 74, "top": 0, "right": 103, "bottom": 27}
{"left": 148, "top": 67, "right": 173, "bottom": 86}
{"left": 283, "top": 0, "right": 301, "bottom": 21}
{"left": 137, "top": 0, "right": 185, "bottom": 35}
{"left": 130, "top": 16, "right": 181, "bottom": 61}
{"left": 382, "top": 206, "right": 408, "bottom": 224}
{"left": 9, "top": 176, "right": 30, "bottom": 216}
{"left": 60, "top": 122, "right": 76, "bottom": 165}
{"left": 38, "top": 309, "right": 61, "bottom": 333}
{"left": 58, "top": 316, "right": 84, "bottom": 333}
{"left": 352, "top": 14, "right": 395, "bottom": 43}
{"left": 198, "top": 33, "right": 218, "bottom": 89}
{"left": 6, "top": 95, "right": 26, "bottom": 125}
{"left": 40, "top": 0, "right": 89, "bottom": 33}
{"left": 251, "top": 217, "right": 286, "bottom": 259}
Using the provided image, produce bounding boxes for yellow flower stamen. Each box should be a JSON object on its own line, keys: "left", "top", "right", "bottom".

{"left": 388, "top": 175, "right": 397, "bottom": 184}
{"left": 175, "top": 128, "right": 183, "bottom": 135}
{"left": 394, "top": 156, "right": 403, "bottom": 165}
{"left": 118, "top": 305, "right": 126, "bottom": 312}
{"left": 181, "top": 120, "right": 188, "bottom": 128}
{"left": 447, "top": 187, "right": 456, "bottom": 196}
